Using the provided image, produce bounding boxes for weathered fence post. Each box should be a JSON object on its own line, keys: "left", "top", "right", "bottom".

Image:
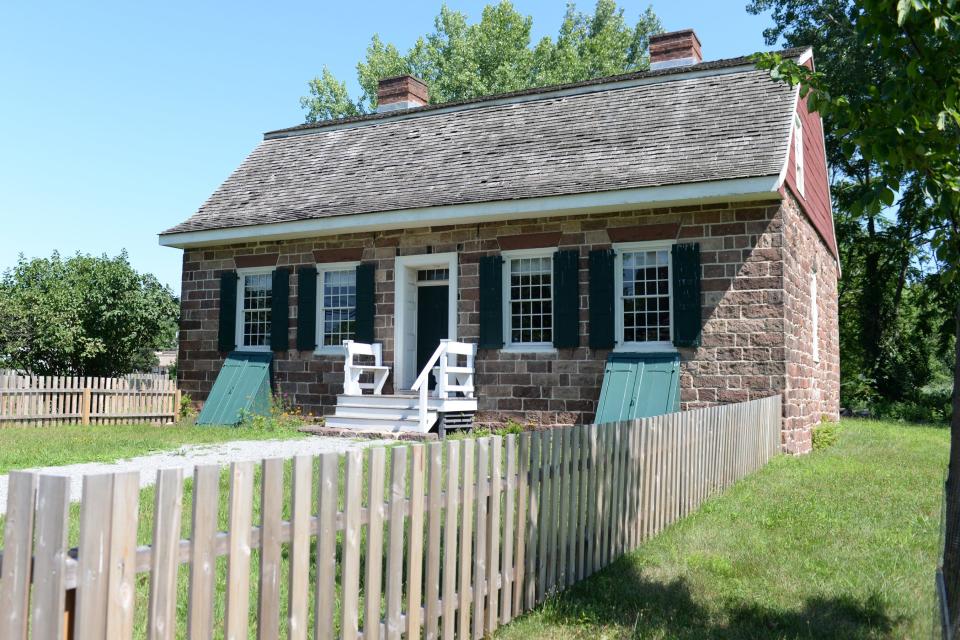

{"left": 81, "top": 388, "right": 91, "bottom": 425}
{"left": 0, "top": 395, "right": 786, "bottom": 640}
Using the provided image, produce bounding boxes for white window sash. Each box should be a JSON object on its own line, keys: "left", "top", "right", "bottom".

{"left": 235, "top": 267, "right": 274, "bottom": 352}
{"left": 612, "top": 240, "right": 676, "bottom": 352}
{"left": 315, "top": 261, "right": 360, "bottom": 355}
{"left": 501, "top": 248, "right": 556, "bottom": 351}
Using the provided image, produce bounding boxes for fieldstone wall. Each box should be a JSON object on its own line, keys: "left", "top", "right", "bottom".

{"left": 781, "top": 192, "right": 841, "bottom": 453}
{"left": 176, "top": 196, "right": 837, "bottom": 448}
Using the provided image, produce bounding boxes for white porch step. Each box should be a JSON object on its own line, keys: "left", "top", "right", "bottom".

{"left": 325, "top": 413, "right": 436, "bottom": 433}
{"left": 335, "top": 405, "right": 427, "bottom": 421}
{"left": 336, "top": 394, "right": 419, "bottom": 410}
{"left": 329, "top": 393, "right": 478, "bottom": 434}
{"left": 335, "top": 394, "right": 479, "bottom": 412}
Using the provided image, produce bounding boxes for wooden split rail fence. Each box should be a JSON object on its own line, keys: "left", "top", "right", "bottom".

{"left": 0, "top": 374, "right": 179, "bottom": 426}
{"left": 0, "top": 395, "right": 781, "bottom": 639}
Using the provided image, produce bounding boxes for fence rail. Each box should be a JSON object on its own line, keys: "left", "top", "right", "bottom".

{"left": 0, "top": 395, "right": 781, "bottom": 639}
{"left": 0, "top": 374, "right": 179, "bottom": 426}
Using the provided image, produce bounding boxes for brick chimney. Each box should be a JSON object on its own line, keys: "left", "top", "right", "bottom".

{"left": 649, "top": 29, "right": 702, "bottom": 71}
{"left": 376, "top": 75, "right": 429, "bottom": 113}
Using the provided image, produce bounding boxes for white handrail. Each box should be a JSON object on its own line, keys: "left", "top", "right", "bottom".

{"left": 410, "top": 340, "right": 477, "bottom": 430}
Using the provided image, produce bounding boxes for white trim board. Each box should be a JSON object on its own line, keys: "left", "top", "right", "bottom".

{"left": 501, "top": 247, "right": 556, "bottom": 352}
{"left": 393, "top": 252, "right": 459, "bottom": 390}
{"left": 612, "top": 240, "right": 678, "bottom": 354}
{"left": 314, "top": 261, "right": 361, "bottom": 356}
{"left": 159, "top": 176, "right": 783, "bottom": 249}
{"left": 234, "top": 266, "right": 274, "bottom": 353}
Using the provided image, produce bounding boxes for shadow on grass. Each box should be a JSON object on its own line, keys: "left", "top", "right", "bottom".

{"left": 529, "top": 558, "right": 902, "bottom": 639}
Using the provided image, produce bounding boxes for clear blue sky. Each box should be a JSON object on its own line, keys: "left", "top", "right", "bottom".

{"left": 0, "top": 1, "right": 775, "bottom": 295}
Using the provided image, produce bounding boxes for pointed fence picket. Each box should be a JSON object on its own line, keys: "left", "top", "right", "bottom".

{"left": 0, "top": 374, "right": 179, "bottom": 426}
{"left": 0, "top": 395, "right": 782, "bottom": 639}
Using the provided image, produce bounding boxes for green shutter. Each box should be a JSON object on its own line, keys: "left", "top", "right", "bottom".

{"left": 270, "top": 268, "right": 289, "bottom": 352}
{"left": 355, "top": 263, "right": 375, "bottom": 344}
{"left": 672, "top": 243, "right": 702, "bottom": 347}
{"left": 479, "top": 255, "right": 503, "bottom": 349}
{"left": 218, "top": 271, "right": 238, "bottom": 352}
{"left": 588, "top": 249, "right": 615, "bottom": 349}
{"left": 296, "top": 267, "right": 317, "bottom": 351}
{"left": 553, "top": 250, "right": 580, "bottom": 348}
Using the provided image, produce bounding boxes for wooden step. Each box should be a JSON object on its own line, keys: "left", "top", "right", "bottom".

{"left": 336, "top": 394, "right": 419, "bottom": 409}
{"left": 334, "top": 406, "right": 427, "bottom": 421}
{"left": 325, "top": 413, "right": 436, "bottom": 433}
{"left": 335, "top": 394, "right": 479, "bottom": 412}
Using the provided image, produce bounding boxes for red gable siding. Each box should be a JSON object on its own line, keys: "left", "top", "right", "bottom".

{"left": 782, "top": 79, "right": 838, "bottom": 260}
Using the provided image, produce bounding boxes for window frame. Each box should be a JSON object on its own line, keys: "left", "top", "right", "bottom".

{"left": 501, "top": 248, "right": 557, "bottom": 353}
{"left": 811, "top": 270, "right": 820, "bottom": 363}
{"left": 235, "top": 266, "right": 274, "bottom": 353}
{"left": 613, "top": 240, "right": 676, "bottom": 353}
{"left": 794, "top": 114, "right": 805, "bottom": 196}
{"left": 314, "top": 261, "right": 360, "bottom": 355}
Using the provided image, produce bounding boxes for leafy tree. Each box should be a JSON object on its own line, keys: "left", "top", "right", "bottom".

{"left": 754, "top": 0, "right": 960, "bottom": 627}
{"left": 748, "top": 0, "right": 954, "bottom": 411}
{"left": 301, "top": 0, "right": 662, "bottom": 123}
{"left": 0, "top": 251, "right": 179, "bottom": 376}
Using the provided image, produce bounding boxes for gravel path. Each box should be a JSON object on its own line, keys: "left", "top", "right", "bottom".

{"left": 0, "top": 435, "right": 384, "bottom": 514}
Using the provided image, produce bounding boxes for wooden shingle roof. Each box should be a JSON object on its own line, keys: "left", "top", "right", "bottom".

{"left": 162, "top": 49, "right": 806, "bottom": 237}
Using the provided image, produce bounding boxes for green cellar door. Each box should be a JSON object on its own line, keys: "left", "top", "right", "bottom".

{"left": 594, "top": 352, "right": 680, "bottom": 424}
{"left": 196, "top": 352, "right": 273, "bottom": 426}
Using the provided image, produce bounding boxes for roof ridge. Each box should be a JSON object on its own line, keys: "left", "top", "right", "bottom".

{"left": 266, "top": 46, "right": 808, "bottom": 139}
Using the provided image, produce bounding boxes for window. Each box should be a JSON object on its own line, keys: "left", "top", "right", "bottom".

{"left": 811, "top": 271, "right": 819, "bottom": 362}
{"left": 417, "top": 268, "right": 449, "bottom": 282}
{"left": 503, "top": 250, "right": 553, "bottom": 348}
{"left": 317, "top": 264, "right": 357, "bottom": 351}
{"left": 794, "top": 114, "right": 805, "bottom": 195}
{"left": 615, "top": 242, "right": 673, "bottom": 349}
{"left": 237, "top": 270, "right": 272, "bottom": 350}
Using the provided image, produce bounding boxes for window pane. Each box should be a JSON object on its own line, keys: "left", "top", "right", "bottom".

{"left": 242, "top": 273, "right": 272, "bottom": 347}
{"left": 509, "top": 256, "right": 553, "bottom": 344}
{"left": 621, "top": 250, "right": 670, "bottom": 343}
{"left": 321, "top": 269, "right": 357, "bottom": 347}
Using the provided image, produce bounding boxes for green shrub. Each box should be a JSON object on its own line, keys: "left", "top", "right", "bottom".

{"left": 451, "top": 419, "right": 527, "bottom": 440}
{"left": 812, "top": 422, "right": 839, "bottom": 451}
{"left": 239, "top": 392, "right": 305, "bottom": 433}
{"left": 178, "top": 392, "right": 197, "bottom": 424}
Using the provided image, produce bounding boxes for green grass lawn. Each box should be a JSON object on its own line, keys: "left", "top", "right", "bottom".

{"left": 0, "top": 418, "right": 944, "bottom": 638}
{"left": 0, "top": 422, "right": 305, "bottom": 474}
{"left": 496, "top": 419, "right": 948, "bottom": 639}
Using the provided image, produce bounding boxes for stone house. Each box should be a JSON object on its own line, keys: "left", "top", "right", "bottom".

{"left": 160, "top": 30, "right": 839, "bottom": 453}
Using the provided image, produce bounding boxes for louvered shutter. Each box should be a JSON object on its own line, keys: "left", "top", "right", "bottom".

{"left": 588, "top": 249, "right": 616, "bottom": 349}
{"left": 218, "top": 271, "right": 238, "bottom": 352}
{"left": 354, "top": 263, "right": 375, "bottom": 344}
{"left": 479, "top": 255, "right": 504, "bottom": 349}
{"left": 672, "top": 243, "right": 702, "bottom": 347}
{"left": 552, "top": 250, "right": 580, "bottom": 348}
{"left": 296, "top": 267, "right": 317, "bottom": 351}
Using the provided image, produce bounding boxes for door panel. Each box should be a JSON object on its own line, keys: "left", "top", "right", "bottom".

{"left": 594, "top": 361, "right": 637, "bottom": 424}
{"left": 416, "top": 285, "right": 449, "bottom": 389}
{"left": 633, "top": 358, "right": 680, "bottom": 418}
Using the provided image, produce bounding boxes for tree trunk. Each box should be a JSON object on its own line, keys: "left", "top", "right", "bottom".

{"left": 942, "top": 300, "right": 960, "bottom": 637}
